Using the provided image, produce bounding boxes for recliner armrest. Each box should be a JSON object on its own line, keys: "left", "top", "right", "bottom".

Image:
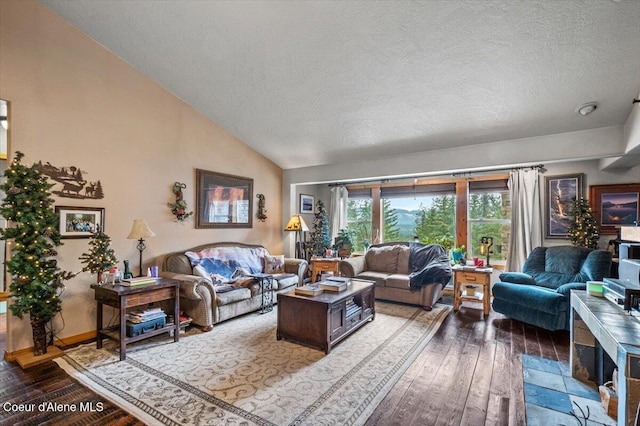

{"left": 498, "top": 272, "right": 536, "bottom": 285}
{"left": 556, "top": 282, "right": 586, "bottom": 298}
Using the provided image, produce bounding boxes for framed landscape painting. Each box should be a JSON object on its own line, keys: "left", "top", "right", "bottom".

{"left": 195, "top": 169, "right": 253, "bottom": 229}
{"left": 544, "top": 174, "right": 584, "bottom": 238}
{"left": 300, "top": 194, "right": 314, "bottom": 214}
{"left": 589, "top": 183, "right": 640, "bottom": 234}
{"left": 56, "top": 206, "right": 105, "bottom": 239}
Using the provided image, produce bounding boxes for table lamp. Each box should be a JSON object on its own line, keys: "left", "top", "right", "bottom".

{"left": 479, "top": 236, "right": 494, "bottom": 267}
{"left": 284, "top": 215, "right": 309, "bottom": 259}
{"left": 127, "top": 219, "right": 156, "bottom": 277}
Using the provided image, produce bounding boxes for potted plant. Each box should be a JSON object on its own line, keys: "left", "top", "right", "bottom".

{"left": 452, "top": 245, "right": 466, "bottom": 264}
{"left": 0, "top": 152, "right": 75, "bottom": 356}
{"left": 333, "top": 228, "right": 353, "bottom": 258}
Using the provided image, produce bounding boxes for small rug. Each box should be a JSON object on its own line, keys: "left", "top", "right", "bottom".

{"left": 522, "top": 354, "right": 615, "bottom": 426}
{"left": 55, "top": 301, "right": 451, "bottom": 426}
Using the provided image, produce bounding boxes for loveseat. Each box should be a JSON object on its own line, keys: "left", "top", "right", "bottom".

{"left": 161, "top": 242, "right": 308, "bottom": 330}
{"left": 338, "top": 242, "right": 452, "bottom": 310}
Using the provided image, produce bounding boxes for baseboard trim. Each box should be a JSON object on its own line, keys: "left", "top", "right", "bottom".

{"left": 4, "top": 330, "right": 97, "bottom": 362}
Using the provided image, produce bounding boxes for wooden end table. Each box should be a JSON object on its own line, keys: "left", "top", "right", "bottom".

{"left": 453, "top": 268, "right": 492, "bottom": 316}
{"left": 310, "top": 257, "right": 341, "bottom": 282}
{"left": 91, "top": 278, "right": 181, "bottom": 361}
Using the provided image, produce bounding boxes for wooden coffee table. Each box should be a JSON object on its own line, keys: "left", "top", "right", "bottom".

{"left": 277, "top": 279, "right": 375, "bottom": 354}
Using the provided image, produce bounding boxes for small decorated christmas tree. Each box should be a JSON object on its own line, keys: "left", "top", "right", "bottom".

{"left": 79, "top": 226, "right": 118, "bottom": 283}
{"left": 309, "top": 199, "right": 331, "bottom": 257}
{"left": 568, "top": 197, "right": 600, "bottom": 249}
{"left": 0, "top": 152, "right": 75, "bottom": 356}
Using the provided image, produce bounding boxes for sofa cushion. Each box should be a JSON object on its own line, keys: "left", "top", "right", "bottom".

{"left": 186, "top": 246, "right": 267, "bottom": 283}
{"left": 356, "top": 271, "right": 391, "bottom": 287}
{"left": 385, "top": 274, "right": 410, "bottom": 290}
{"left": 264, "top": 255, "right": 285, "bottom": 274}
{"left": 214, "top": 285, "right": 251, "bottom": 306}
{"left": 273, "top": 273, "right": 297, "bottom": 290}
{"left": 396, "top": 246, "right": 410, "bottom": 275}
{"left": 365, "top": 245, "right": 400, "bottom": 273}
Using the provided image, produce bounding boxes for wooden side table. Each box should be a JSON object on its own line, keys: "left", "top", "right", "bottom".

{"left": 91, "top": 278, "right": 181, "bottom": 361}
{"left": 310, "top": 258, "right": 341, "bottom": 283}
{"left": 453, "top": 268, "right": 492, "bottom": 316}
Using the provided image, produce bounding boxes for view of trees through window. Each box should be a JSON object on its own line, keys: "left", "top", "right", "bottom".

{"left": 347, "top": 190, "right": 510, "bottom": 263}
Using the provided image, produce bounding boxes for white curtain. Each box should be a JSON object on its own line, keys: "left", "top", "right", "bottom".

{"left": 329, "top": 186, "right": 349, "bottom": 241}
{"left": 506, "top": 168, "right": 543, "bottom": 271}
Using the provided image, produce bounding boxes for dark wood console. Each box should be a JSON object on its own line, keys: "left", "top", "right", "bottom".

{"left": 276, "top": 279, "right": 375, "bottom": 354}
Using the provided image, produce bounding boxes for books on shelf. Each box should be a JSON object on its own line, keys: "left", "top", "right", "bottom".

{"left": 295, "top": 284, "right": 324, "bottom": 297}
{"left": 317, "top": 279, "right": 347, "bottom": 292}
{"left": 127, "top": 307, "right": 166, "bottom": 323}
{"left": 122, "top": 276, "right": 158, "bottom": 286}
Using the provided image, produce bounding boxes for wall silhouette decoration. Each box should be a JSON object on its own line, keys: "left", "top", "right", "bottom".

{"left": 39, "top": 161, "right": 104, "bottom": 199}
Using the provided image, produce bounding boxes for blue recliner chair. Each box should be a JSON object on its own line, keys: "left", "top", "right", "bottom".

{"left": 492, "top": 246, "right": 612, "bottom": 331}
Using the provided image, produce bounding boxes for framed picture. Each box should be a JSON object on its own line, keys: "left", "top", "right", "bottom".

{"left": 196, "top": 169, "right": 253, "bottom": 229}
{"left": 544, "top": 173, "right": 584, "bottom": 238}
{"left": 589, "top": 183, "right": 640, "bottom": 234}
{"left": 300, "top": 194, "right": 314, "bottom": 214}
{"left": 55, "top": 206, "right": 105, "bottom": 239}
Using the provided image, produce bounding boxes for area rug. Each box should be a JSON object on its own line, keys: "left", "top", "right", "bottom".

{"left": 55, "top": 301, "right": 451, "bottom": 426}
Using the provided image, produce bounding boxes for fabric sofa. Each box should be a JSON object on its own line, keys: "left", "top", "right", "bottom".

{"left": 492, "top": 246, "right": 612, "bottom": 331}
{"left": 161, "top": 242, "right": 308, "bottom": 330}
{"left": 338, "top": 242, "right": 451, "bottom": 310}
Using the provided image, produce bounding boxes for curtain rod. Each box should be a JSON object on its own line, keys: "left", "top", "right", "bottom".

{"left": 327, "top": 164, "right": 545, "bottom": 187}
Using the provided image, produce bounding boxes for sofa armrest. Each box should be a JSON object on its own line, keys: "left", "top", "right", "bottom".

{"left": 498, "top": 272, "right": 536, "bottom": 285}
{"left": 159, "top": 271, "right": 217, "bottom": 329}
{"left": 556, "top": 282, "right": 586, "bottom": 298}
{"left": 284, "top": 258, "right": 308, "bottom": 285}
{"left": 339, "top": 256, "right": 366, "bottom": 277}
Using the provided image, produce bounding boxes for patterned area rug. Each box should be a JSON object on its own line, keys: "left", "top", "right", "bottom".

{"left": 55, "top": 302, "right": 451, "bottom": 426}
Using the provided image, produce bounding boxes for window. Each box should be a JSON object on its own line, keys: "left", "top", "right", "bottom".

{"left": 347, "top": 189, "right": 372, "bottom": 252}
{"left": 468, "top": 182, "right": 511, "bottom": 264}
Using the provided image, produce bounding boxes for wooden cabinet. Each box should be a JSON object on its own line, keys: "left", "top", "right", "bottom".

{"left": 277, "top": 280, "right": 375, "bottom": 354}
{"left": 310, "top": 258, "right": 341, "bottom": 282}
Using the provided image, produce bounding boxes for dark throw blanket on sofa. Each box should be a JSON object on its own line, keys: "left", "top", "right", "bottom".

{"left": 408, "top": 243, "right": 453, "bottom": 289}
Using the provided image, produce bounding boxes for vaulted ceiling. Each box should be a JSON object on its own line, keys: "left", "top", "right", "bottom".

{"left": 40, "top": 0, "right": 640, "bottom": 170}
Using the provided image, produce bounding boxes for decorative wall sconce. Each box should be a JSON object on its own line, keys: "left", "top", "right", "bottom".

{"left": 256, "top": 193, "right": 267, "bottom": 222}
{"left": 479, "top": 236, "right": 494, "bottom": 267}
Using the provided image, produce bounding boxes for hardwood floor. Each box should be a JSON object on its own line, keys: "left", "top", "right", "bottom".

{"left": 0, "top": 295, "right": 569, "bottom": 425}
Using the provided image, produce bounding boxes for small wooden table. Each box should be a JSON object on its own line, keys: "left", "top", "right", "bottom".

{"left": 91, "top": 278, "right": 180, "bottom": 361}
{"left": 453, "top": 267, "right": 492, "bottom": 316}
{"left": 310, "top": 257, "right": 341, "bottom": 282}
{"left": 277, "top": 280, "right": 375, "bottom": 354}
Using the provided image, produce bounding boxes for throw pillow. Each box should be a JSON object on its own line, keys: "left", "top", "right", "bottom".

{"left": 264, "top": 255, "right": 285, "bottom": 274}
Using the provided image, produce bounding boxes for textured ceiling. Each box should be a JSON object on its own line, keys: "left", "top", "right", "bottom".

{"left": 40, "top": 0, "right": 640, "bottom": 170}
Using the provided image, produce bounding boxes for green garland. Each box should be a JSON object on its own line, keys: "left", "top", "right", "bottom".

{"left": 0, "top": 152, "right": 75, "bottom": 322}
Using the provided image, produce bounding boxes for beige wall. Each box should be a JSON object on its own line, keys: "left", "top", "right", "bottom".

{"left": 0, "top": 1, "right": 284, "bottom": 352}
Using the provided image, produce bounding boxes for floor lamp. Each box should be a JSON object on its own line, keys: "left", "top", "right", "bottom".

{"left": 284, "top": 215, "right": 309, "bottom": 259}
{"left": 127, "top": 219, "right": 156, "bottom": 277}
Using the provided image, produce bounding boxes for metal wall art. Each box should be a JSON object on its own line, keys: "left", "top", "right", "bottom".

{"left": 40, "top": 161, "right": 104, "bottom": 199}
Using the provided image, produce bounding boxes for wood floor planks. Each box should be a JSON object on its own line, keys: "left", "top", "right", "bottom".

{"left": 1, "top": 295, "right": 570, "bottom": 425}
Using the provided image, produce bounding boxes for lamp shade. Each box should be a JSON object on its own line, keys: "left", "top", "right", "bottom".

{"left": 284, "top": 215, "right": 309, "bottom": 232}
{"left": 127, "top": 219, "right": 156, "bottom": 240}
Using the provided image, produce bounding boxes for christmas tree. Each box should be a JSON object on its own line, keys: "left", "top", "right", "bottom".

{"left": 0, "top": 152, "right": 75, "bottom": 355}
{"left": 568, "top": 197, "right": 600, "bottom": 249}
{"left": 309, "top": 199, "right": 331, "bottom": 257}
{"left": 79, "top": 225, "right": 118, "bottom": 282}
